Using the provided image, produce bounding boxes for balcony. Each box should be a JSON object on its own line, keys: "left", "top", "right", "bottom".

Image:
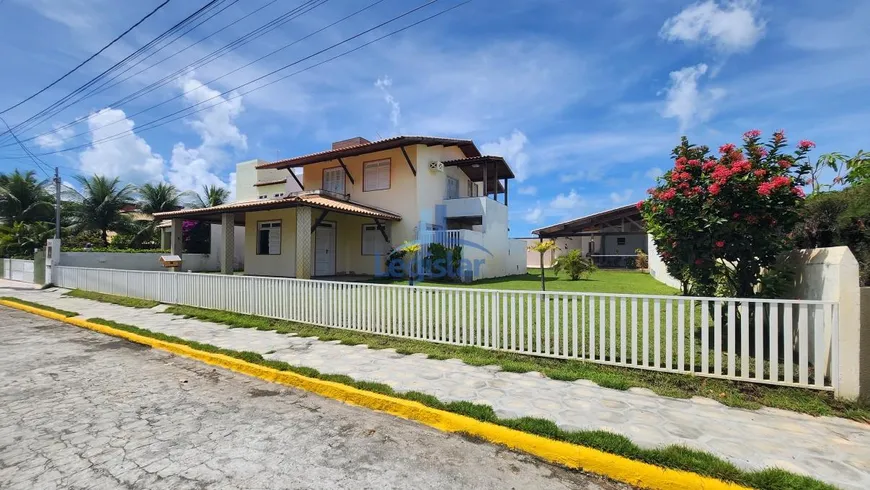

{"left": 442, "top": 196, "right": 505, "bottom": 219}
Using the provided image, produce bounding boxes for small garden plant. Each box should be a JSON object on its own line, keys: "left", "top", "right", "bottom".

{"left": 552, "top": 249, "right": 596, "bottom": 280}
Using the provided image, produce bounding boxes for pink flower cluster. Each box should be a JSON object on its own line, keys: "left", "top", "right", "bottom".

{"left": 658, "top": 188, "right": 677, "bottom": 201}
{"left": 718, "top": 143, "right": 736, "bottom": 155}
{"left": 743, "top": 129, "right": 762, "bottom": 140}
{"left": 798, "top": 140, "right": 816, "bottom": 150}
{"left": 757, "top": 175, "right": 793, "bottom": 196}
{"left": 710, "top": 165, "right": 733, "bottom": 183}
{"left": 730, "top": 160, "right": 752, "bottom": 174}
{"left": 778, "top": 159, "right": 791, "bottom": 169}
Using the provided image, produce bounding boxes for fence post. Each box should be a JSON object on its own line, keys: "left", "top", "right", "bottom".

{"left": 787, "top": 246, "right": 862, "bottom": 400}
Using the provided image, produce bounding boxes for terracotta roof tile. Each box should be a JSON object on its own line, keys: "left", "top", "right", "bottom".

{"left": 152, "top": 192, "right": 401, "bottom": 222}
{"left": 257, "top": 135, "right": 481, "bottom": 169}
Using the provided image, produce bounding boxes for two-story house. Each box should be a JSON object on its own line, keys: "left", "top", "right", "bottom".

{"left": 153, "top": 136, "right": 527, "bottom": 281}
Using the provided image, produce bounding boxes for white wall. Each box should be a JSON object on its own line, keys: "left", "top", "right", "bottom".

{"left": 60, "top": 252, "right": 219, "bottom": 272}
{"left": 787, "top": 246, "right": 863, "bottom": 400}
{"left": 647, "top": 234, "right": 682, "bottom": 290}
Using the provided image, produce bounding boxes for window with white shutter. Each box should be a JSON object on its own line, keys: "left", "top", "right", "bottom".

{"left": 257, "top": 221, "right": 281, "bottom": 255}
{"left": 363, "top": 159, "right": 390, "bottom": 191}
{"left": 362, "top": 224, "right": 390, "bottom": 255}
{"left": 323, "top": 167, "right": 345, "bottom": 194}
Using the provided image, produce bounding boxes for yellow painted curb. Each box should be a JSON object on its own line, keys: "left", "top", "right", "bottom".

{"left": 2, "top": 299, "right": 749, "bottom": 490}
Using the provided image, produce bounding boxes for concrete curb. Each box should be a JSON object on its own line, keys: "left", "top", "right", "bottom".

{"left": 2, "top": 299, "right": 749, "bottom": 490}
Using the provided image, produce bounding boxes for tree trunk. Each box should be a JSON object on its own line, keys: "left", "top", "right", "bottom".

{"left": 539, "top": 252, "right": 546, "bottom": 291}
{"left": 100, "top": 229, "right": 109, "bottom": 247}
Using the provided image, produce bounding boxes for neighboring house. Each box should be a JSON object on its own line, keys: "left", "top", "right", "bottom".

{"left": 154, "top": 136, "right": 528, "bottom": 280}
{"left": 530, "top": 204, "right": 646, "bottom": 268}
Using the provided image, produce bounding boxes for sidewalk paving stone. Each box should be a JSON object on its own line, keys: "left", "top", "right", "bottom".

{"left": 3, "top": 284, "right": 869, "bottom": 490}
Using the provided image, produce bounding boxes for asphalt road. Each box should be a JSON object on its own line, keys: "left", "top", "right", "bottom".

{"left": 0, "top": 306, "right": 630, "bottom": 490}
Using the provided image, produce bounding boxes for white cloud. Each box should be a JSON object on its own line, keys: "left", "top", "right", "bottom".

{"left": 661, "top": 64, "right": 725, "bottom": 131}
{"left": 524, "top": 204, "right": 543, "bottom": 223}
{"left": 645, "top": 167, "right": 664, "bottom": 180}
{"left": 560, "top": 168, "right": 605, "bottom": 183}
{"left": 481, "top": 130, "right": 530, "bottom": 182}
{"left": 177, "top": 77, "right": 247, "bottom": 151}
{"left": 550, "top": 190, "right": 583, "bottom": 210}
{"left": 375, "top": 76, "right": 401, "bottom": 130}
{"left": 167, "top": 76, "right": 247, "bottom": 193}
{"left": 78, "top": 108, "right": 165, "bottom": 183}
{"left": 660, "top": 0, "right": 765, "bottom": 53}
{"left": 518, "top": 186, "right": 537, "bottom": 196}
{"left": 35, "top": 125, "right": 75, "bottom": 149}
{"left": 609, "top": 189, "right": 632, "bottom": 204}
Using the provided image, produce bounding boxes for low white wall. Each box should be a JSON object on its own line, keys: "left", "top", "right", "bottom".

{"left": 647, "top": 234, "right": 682, "bottom": 290}
{"left": 507, "top": 239, "right": 527, "bottom": 276}
{"left": 787, "top": 246, "right": 862, "bottom": 400}
{"left": 60, "top": 252, "right": 219, "bottom": 272}
{"left": 1, "top": 258, "right": 35, "bottom": 282}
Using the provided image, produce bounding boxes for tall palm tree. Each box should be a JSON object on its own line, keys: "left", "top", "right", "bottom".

{"left": 193, "top": 184, "right": 230, "bottom": 208}
{"left": 64, "top": 175, "right": 136, "bottom": 247}
{"left": 138, "top": 182, "right": 186, "bottom": 214}
{"left": 0, "top": 169, "right": 54, "bottom": 225}
{"left": 129, "top": 182, "right": 187, "bottom": 249}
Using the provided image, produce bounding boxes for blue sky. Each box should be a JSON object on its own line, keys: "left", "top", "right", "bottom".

{"left": 0, "top": 0, "right": 868, "bottom": 236}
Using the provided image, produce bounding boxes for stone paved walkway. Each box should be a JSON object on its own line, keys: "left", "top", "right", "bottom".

{"left": 3, "top": 283, "right": 869, "bottom": 490}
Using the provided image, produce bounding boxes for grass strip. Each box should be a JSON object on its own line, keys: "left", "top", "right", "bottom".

{"left": 162, "top": 304, "right": 870, "bottom": 423}
{"left": 1, "top": 297, "right": 78, "bottom": 317}
{"left": 64, "top": 290, "right": 159, "bottom": 309}
{"left": 85, "top": 316, "right": 834, "bottom": 490}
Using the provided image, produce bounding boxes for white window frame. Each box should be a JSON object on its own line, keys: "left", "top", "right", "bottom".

{"left": 363, "top": 159, "right": 391, "bottom": 192}
{"left": 257, "top": 221, "right": 282, "bottom": 255}
{"left": 362, "top": 223, "right": 390, "bottom": 256}
{"left": 323, "top": 167, "right": 345, "bottom": 194}
{"left": 446, "top": 176, "right": 459, "bottom": 199}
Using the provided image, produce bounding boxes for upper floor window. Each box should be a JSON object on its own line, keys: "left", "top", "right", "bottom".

{"left": 467, "top": 180, "right": 478, "bottom": 197}
{"left": 446, "top": 176, "right": 459, "bottom": 199}
{"left": 323, "top": 167, "right": 345, "bottom": 194}
{"left": 363, "top": 159, "right": 390, "bottom": 191}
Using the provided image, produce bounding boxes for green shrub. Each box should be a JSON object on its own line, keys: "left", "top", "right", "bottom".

{"left": 552, "top": 249, "right": 597, "bottom": 280}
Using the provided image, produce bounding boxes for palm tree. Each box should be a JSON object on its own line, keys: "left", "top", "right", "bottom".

{"left": 138, "top": 182, "right": 186, "bottom": 214}
{"left": 193, "top": 185, "right": 230, "bottom": 208}
{"left": 528, "top": 240, "right": 559, "bottom": 291}
{"left": 0, "top": 221, "right": 53, "bottom": 257}
{"left": 64, "top": 175, "right": 136, "bottom": 247}
{"left": 0, "top": 169, "right": 54, "bottom": 225}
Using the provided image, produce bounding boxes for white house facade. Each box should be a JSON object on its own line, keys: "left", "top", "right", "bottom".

{"left": 154, "top": 136, "right": 527, "bottom": 281}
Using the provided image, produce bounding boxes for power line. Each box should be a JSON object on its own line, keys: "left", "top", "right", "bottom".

{"left": 0, "top": 0, "right": 223, "bottom": 143}
{"left": 12, "top": 1, "right": 472, "bottom": 158}
{"left": 0, "top": 116, "right": 54, "bottom": 179}
{"left": 14, "top": 0, "right": 384, "bottom": 150}
{"left": 0, "top": 0, "right": 173, "bottom": 115}
{"left": 5, "top": 0, "right": 249, "bottom": 145}
{"left": 5, "top": 0, "right": 324, "bottom": 148}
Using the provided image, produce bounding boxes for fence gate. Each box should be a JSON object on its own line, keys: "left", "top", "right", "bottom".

{"left": 33, "top": 251, "right": 46, "bottom": 285}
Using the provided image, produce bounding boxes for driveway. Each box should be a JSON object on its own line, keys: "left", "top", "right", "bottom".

{"left": 0, "top": 306, "right": 629, "bottom": 489}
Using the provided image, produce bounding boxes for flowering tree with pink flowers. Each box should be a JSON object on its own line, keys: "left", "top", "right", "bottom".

{"left": 639, "top": 130, "right": 814, "bottom": 297}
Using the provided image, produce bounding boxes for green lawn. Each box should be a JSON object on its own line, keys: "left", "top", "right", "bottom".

{"left": 376, "top": 269, "right": 680, "bottom": 295}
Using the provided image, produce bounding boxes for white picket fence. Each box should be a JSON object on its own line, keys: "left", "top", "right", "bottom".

{"left": 55, "top": 266, "right": 840, "bottom": 392}
{"left": 1, "top": 258, "right": 35, "bottom": 283}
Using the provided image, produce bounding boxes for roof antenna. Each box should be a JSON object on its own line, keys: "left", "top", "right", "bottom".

{"left": 376, "top": 131, "right": 383, "bottom": 139}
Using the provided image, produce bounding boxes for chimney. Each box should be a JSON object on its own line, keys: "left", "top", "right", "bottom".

{"left": 332, "top": 137, "right": 371, "bottom": 150}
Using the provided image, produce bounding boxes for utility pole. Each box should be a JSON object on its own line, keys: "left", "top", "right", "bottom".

{"left": 54, "top": 167, "right": 61, "bottom": 239}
